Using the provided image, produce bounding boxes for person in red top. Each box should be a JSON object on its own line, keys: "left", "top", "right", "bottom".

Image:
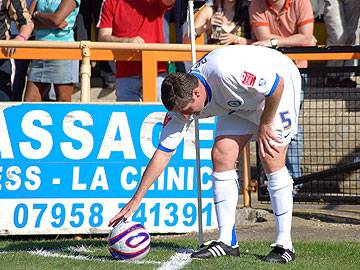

{"left": 97, "top": 0, "right": 175, "bottom": 101}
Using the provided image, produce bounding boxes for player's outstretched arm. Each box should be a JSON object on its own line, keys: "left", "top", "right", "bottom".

{"left": 108, "top": 149, "right": 173, "bottom": 227}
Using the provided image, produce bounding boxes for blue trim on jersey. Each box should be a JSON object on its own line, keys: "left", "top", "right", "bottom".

{"left": 189, "top": 71, "right": 212, "bottom": 103}
{"left": 231, "top": 225, "right": 237, "bottom": 246}
{"left": 267, "top": 73, "right": 280, "bottom": 97}
{"left": 157, "top": 144, "right": 175, "bottom": 152}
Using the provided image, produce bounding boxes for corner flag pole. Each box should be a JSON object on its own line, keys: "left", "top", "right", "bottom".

{"left": 188, "top": 0, "right": 204, "bottom": 245}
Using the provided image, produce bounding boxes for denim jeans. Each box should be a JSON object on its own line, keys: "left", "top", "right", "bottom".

{"left": 286, "top": 74, "right": 306, "bottom": 179}
{"left": 115, "top": 73, "right": 166, "bottom": 102}
{"left": 286, "top": 126, "right": 303, "bottom": 179}
{"left": 324, "top": 0, "right": 360, "bottom": 68}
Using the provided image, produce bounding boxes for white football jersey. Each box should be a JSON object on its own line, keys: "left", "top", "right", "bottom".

{"left": 158, "top": 45, "right": 302, "bottom": 152}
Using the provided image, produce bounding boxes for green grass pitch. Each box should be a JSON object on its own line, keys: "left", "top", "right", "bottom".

{"left": 0, "top": 237, "right": 359, "bottom": 270}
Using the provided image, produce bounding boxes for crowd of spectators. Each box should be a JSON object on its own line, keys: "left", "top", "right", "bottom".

{"left": 0, "top": 0, "right": 359, "bottom": 103}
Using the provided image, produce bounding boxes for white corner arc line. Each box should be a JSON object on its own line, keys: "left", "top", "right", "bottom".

{"left": 26, "top": 249, "right": 161, "bottom": 265}
{"left": 156, "top": 249, "right": 192, "bottom": 270}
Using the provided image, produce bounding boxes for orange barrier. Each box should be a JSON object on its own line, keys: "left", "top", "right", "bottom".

{"left": 1, "top": 41, "right": 359, "bottom": 207}
{"left": 1, "top": 41, "right": 360, "bottom": 102}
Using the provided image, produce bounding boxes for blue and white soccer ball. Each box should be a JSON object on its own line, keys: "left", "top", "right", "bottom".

{"left": 108, "top": 221, "right": 151, "bottom": 260}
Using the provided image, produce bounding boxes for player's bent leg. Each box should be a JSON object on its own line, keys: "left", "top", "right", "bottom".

{"left": 261, "top": 146, "right": 295, "bottom": 263}
{"left": 191, "top": 169, "right": 240, "bottom": 259}
{"left": 191, "top": 135, "right": 250, "bottom": 259}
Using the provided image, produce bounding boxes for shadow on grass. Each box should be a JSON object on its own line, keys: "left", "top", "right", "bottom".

{"left": 150, "top": 239, "right": 194, "bottom": 252}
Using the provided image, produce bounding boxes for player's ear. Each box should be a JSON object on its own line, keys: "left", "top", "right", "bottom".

{"left": 193, "top": 86, "right": 201, "bottom": 98}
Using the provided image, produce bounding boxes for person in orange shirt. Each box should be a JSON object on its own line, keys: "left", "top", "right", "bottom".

{"left": 249, "top": 0, "right": 315, "bottom": 192}
{"left": 249, "top": 0, "right": 315, "bottom": 68}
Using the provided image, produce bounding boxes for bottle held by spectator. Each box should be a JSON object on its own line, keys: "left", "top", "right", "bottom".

{"left": 211, "top": 7, "right": 223, "bottom": 40}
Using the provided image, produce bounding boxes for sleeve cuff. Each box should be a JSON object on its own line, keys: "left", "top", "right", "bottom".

{"left": 157, "top": 144, "right": 175, "bottom": 152}
{"left": 267, "top": 73, "right": 280, "bottom": 97}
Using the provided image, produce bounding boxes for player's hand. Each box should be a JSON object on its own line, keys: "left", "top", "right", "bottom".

{"left": 108, "top": 197, "right": 141, "bottom": 227}
{"left": 257, "top": 123, "right": 283, "bottom": 158}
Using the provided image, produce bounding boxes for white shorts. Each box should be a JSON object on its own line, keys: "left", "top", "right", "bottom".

{"left": 215, "top": 67, "right": 301, "bottom": 146}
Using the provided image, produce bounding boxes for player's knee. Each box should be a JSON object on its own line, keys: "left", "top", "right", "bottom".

{"left": 212, "top": 147, "right": 236, "bottom": 170}
{"left": 266, "top": 167, "right": 293, "bottom": 192}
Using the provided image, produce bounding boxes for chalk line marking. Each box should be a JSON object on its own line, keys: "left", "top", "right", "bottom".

{"left": 156, "top": 248, "right": 193, "bottom": 270}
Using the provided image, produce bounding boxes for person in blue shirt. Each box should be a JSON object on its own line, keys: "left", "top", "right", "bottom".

{"left": 23, "top": 0, "right": 80, "bottom": 102}
{"left": 0, "top": 0, "right": 33, "bottom": 101}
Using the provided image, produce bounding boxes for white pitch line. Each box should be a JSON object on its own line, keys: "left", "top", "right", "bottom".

{"left": 24, "top": 248, "right": 162, "bottom": 265}
{"left": 156, "top": 249, "right": 193, "bottom": 270}
{"left": 65, "top": 245, "right": 94, "bottom": 253}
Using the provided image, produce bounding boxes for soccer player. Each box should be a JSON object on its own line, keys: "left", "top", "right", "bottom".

{"left": 109, "top": 45, "right": 301, "bottom": 263}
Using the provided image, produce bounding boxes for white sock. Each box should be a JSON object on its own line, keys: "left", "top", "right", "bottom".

{"left": 266, "top": 167, "right": 294, "bottom": 250}
{"left": 212, "top": 170, "right": 239, "bottom": 246}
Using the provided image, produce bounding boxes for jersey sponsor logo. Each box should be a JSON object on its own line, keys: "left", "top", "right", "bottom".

{"left": 162, "top": 113, "right": 172, "bottom": 127}
{"left": 258, "top": 78, "right": 266, "bottom": 86}
{"left": 227, "top": 100, "right": 243, "bottom": 107}
{"left": 241, "top": 71, "right": 256, "bottom": 87}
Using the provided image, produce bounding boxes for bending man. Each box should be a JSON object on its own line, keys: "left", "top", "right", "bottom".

{"left": 109, "top": 45, "right": 301, "bottom": 264}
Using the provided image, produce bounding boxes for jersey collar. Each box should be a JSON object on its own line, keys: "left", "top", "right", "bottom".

{"left": 189, "top": 71, "right": 212, "bottom": 105}
{"left": 266, "top": 0, "right": 292, "bottom": 15}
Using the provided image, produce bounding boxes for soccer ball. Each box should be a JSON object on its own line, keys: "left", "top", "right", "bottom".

{"left": 108, "top": 221, "right": 151, "bottom": 260}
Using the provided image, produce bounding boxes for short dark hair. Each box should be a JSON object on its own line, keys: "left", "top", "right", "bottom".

{"left": 161, "top": 72, "right": 199, "bottom": 111}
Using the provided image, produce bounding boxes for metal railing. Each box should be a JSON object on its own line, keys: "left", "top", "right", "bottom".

{"left": 1, "top": 41, "right": 360, "bottom": 206}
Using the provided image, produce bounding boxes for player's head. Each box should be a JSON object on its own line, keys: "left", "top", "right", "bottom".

{"left": 161, "top": 72, "right": 206, "bottom": 118}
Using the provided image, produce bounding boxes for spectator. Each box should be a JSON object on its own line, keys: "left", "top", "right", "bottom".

{"left": 187, "top": 0, "right": 252, "bottom": 45}
{"left": 0, "top": 0, "right": 33, "bottom": 101}
{"left": 9, "top": 0, "right": 33, "bottom": 101}
{"left": 23, "top": 0, "right": 80, "bottom": 102}
{"left": 98, "top": 0, "right": 175, "bottom": 102}
{"left": 249, "top": 0, "right": 315, "bottom": 182}
{"left": 163, "top": 0, "right": 189, "bottom": 73}
{"left": 323, "top": 0, "right": 360, "bottom": 87}
{"left": 74, "top": 0, "right": 116, "bottom": 89}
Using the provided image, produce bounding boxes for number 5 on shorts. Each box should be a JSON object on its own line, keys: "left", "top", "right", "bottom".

{"left": 279, "top": 111, "right": 292, "bottom": 130}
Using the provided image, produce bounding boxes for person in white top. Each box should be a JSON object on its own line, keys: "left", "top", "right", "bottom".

{"left": 109, "top": 45, "right": 301, "bottom": 263}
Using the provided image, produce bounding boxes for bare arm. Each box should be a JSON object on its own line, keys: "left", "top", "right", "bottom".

{"left": 5, "top": 1, "right": 34, "bottom": 56}
{"left": 108, "top": 149, "right": 173, "bottom": 226}
{"left": 183, "top": 6, "right": 213, "bottom": 43}
{"left": 29, "top": 0, "right": 47, "bottom": 29}
{"left": 98, "top": 28, "right": 144, "bottom": 43}
{"left": 194, "top": 6, "right": 213, "bottom": 37}
{"left": 252, "top": 23, "right": 314, "bottom": 47}
{"left": 133, "top": 149, "right": 173, "bottom": 201}
{"left": 257, "top": 76, "right": 284, "bottom": 158}
{"left": 33, "top": 0, "right": 77, "bottom": 29}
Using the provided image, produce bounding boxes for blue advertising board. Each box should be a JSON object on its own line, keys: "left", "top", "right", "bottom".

{"left": 0, "top": 103, "right": 217, "bottom": 235}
